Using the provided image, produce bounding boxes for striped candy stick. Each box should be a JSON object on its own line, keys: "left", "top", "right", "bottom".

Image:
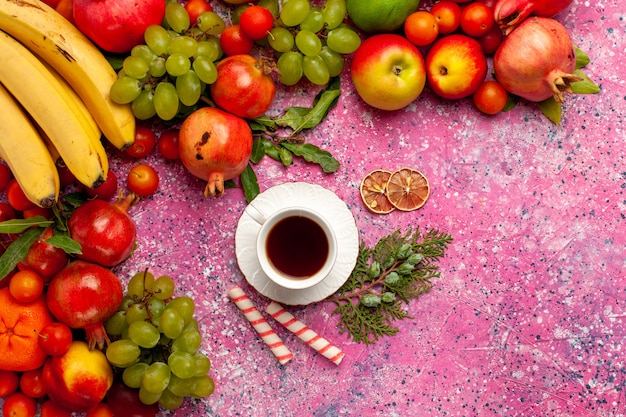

{"left": 227, "top": 286, "right": 293, "bottom": 365}
{"left": 265, "top": 301, "right": 345, "bottom": 365}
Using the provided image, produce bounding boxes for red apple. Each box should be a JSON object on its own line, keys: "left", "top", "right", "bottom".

{"left": 72, "top": 0, "right": 166, "bottom": 53}
{"left": 350, "top": 34, "right": 426, "bottom": 111}
{"left": 425, "top": 34, "right": 488, "bottom": 100}
{"left": 42, "top": 341, "right": 113, "bottom": 412}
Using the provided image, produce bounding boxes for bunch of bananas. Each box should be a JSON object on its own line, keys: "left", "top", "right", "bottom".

{"left": 0, "top": 0, "right": 136, "bottom": 208}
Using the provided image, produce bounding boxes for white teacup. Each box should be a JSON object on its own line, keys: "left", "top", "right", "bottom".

{"left": 248, "top": 204, "right": 337, "bottom": 290}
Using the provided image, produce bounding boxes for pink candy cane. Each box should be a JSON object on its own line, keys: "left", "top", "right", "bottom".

{"left": 265, "top": 301, "right": 345, "bottom": 365}
{"left": 228, "top": 286, "right": 293, "bottom": 365}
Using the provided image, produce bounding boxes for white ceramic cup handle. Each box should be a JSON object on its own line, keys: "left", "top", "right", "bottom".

{"left": 246, "top": 203, "right": 268, "bottom": 225}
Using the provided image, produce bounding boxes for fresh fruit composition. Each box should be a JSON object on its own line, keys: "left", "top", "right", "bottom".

{"left": 0, "top": 0, "right": 601, "bottom": 414}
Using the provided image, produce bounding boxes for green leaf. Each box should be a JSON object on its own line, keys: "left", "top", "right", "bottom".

{"left": 536, "top": 97, "right": 562, "bottom": 125}
{"left": 571, "top": 69, "right": 601, "bottom": 94}
{"left": 248, "top": 118, "right": 273, "bottom": 132}
{"left": 280, "top": 142, "right": 340, "bottom": 173}
{"left": 250, "top": 138, "right": 267, "bottom": 163}
{"left": 574, "top": 45, "right": 590, "bottom": 69}
{"left": 46, "top": 235, "right": 82, "bottom": 254}
{"left": 0, "top": 227, "right": 42, "bottom": 281}
{"left": 266, "top": 77, "right": 341, "bottom": 135}
{"left": 0, "top": 216, "right": 52, "bottom": 234}
{"left": 240, "top": 164, "right": 260, "bottom": 203}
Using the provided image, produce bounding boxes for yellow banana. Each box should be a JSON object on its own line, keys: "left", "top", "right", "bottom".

{"left": 0, "top": 83, "right": 60, "bottom": 208}
{"left": 44, "top": 60, "right": 109, "bottom": 177}
{"left": 0, "top": 0, "right": 136, "bottom": 150}
{"left": 0, "top": 30, "right": 107, "bottom": 189}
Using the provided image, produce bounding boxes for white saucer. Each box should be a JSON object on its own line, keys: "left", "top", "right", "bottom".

{"left": 235, "top": 182, "right": 359, "bottom": 305}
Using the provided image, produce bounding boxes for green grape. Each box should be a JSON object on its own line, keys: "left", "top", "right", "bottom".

{"left": 106, "top": 339, "right": 141, "bottom": 368}
{"left": 231, "top": 4, "right": 248, "bottom": 24}
{"left": 303, "top": 55, "right": 330, "bottom": 85}
{"left": 142, "top": 362, "right": 171, "bottom": 393}
{"left": 319, "top": 46, "right": 344, "bottom": 77}
{"left": 153, "top": 275, "right": 176, "bottom": 300}
{"left": 322, "top": 0, "right": 347, "bottom": 30}
{"left": 132, "top": 90, "right": 157, "bottom": 120}
{"left": 166, "top": 296, "right": 195, "bottom": 324}
{"left": 167, "top": 29, "right": 180, "bottom": 40}
{"left": 295, "top": 29, "right": 322, "bottom": 57}
{"left": 176, "top": 70, "right": 202, "bottom": 106}
{"left": 131, "top": 44, "right": 157, "bottom": 63}
{"left": 144, "top": 25, "right": 171, "bottom": 56}
{"left": 167, "top": 36, "right": 198, "bottom": 58}
{"left": 126, "top": 303, "right": 149, "bottom": 324}
{"left": 167, "top": 374, "right": 196, "bottom": 397}
{"left": 168, "top": 351, "right": 195, "bottom": 379}
{"left": 110, "top": 77, "right": 141, "bottom": 104}
{"left": 159, "top": 307, "right": 185, "bottom": 339}
{"left": 123, "top": 362, "right": 149, "bottom": 389}
{"left": 153, "top": 82, "right": 179, "bottom": 121}
{"left": 326, "top": 27, "right": 361, "bottom": 54}
{"left": 197, "top": 11, "right": 226, "bottom": 35}
{"left": 190, "top": 375, "right": 215, "bottom": 398}
{"left": 159, "top": 389, "right": 184, "bottom": 410}
{"left": 280, "top": 0, "right": 310, "bottom": 27}
{"left": 276, "top": 51, "right": 303, "bottom": 86}
{"left": 128, "top": 320, "right": 161, "bottom": 348}
{"left": 195, "top": 40, "right": 220, "bottom": 61}
{"left": 184, "top": 318, "right": 199, "bottom": 331}
{"left": 104, "top": 310, "right": 128, "bottom": 336}
{"left": 165, "top": 1, "right": 190, "bottom": 33}
{"left": 149, "top": 56, "right": 167, "bottom": 78}
{"left": 268, "top": 27, "right": 294, "bottom": 53}
{"left": 165, "top": 53, "right": 191, "bottom": 77}
{"left": 192, "top": 56, "right": 218, "bottom": 85}
{"left": 146, "top": 297, "right": 166, "bottom": 321}
{"left": 192, "top": 353, "right": 211, "bottom": 377}
{"left": 299, "top": 8, "right": 324, "bottom": 32}
{"left": 128, "top": 271, "right": 156, "bottom": 299}
{"left": 119, "top": 296, "right": 135, "bottom": 311}
{"left": 171, "top": 329, "right": 202, "bottom": 353}
{"left": 138, "top": 386, "right": 162, "bottom": 405}
{"left": 258, "top": 0, "right": 279, "bottom": 17}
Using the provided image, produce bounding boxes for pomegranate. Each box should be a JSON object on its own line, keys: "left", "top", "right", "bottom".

{"left": 494, "top": 0, "right": 573, "bottom": 33}
{"left": 17, "top": 227, "right": 68, "bottom": 282}
{"left": 72, "top": 0, "right": 166, "bottom": 53}
{"left": 178, "top": 107, "right": 253, "bottom": 198}
{"left": 46, "top": 261, "right": 123, "bottom": 350}
{"left": 42, "top": 341, "right": 113, "bottom": 412}
{"left": 210, "top": 55, "right": 277, "bottom": 119}
{"left": 68, "top": 193, "right": 138, "bottom": 267}
{"left": 493, "top": 17, "right": 582, "bottom": 103}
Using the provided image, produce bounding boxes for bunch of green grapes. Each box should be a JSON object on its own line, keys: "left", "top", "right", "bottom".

{"left": 104, "top": 270, "right": 215, "bottom": 410}
{"left": 267, "top": 0, "right": 361, "bottom": 86}
{"left": 109, "top": 2, "right": 226, "bottom": 121}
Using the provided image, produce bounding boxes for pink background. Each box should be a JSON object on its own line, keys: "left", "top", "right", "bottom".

{"left": 3, "top": 0, "right": 624, "bottom": 416}
{"left": 113, "top": 1, "right": 625, "bottom": 416}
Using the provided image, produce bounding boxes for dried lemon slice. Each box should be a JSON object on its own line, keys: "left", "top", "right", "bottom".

{"left": 359, "top": 169, "right": 395, "bottom": 214}
{"left": 386, "top": 167, "right": 430, "bottom": 211}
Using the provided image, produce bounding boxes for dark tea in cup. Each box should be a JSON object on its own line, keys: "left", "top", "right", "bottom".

{"left": 265, "top": 215, "right": 329, "bottom": 279}
{"left": 253, "top": 206, "right": 337, "bottom": 290}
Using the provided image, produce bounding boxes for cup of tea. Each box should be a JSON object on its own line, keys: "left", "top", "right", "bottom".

{"left": 248, "top": 205, "right": 338, "bottom": 290}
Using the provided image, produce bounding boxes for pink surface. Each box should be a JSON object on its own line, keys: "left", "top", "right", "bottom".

{"left": 111, "top": 2, "right": 625, "bottom": 416}
{"left": 3, "top": 1, "right": 623, "bottom": 416}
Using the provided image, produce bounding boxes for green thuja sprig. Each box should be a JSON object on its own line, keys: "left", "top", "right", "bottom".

{"left": 328, "top": 228, "right": 453, "bottom": 345}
